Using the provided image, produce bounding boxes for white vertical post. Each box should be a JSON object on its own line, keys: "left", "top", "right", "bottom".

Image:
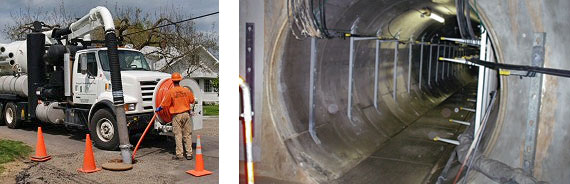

{"left": 475, "top": 30, "right": 488, "bottom": 135}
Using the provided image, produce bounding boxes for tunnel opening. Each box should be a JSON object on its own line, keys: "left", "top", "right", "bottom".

{"left": 269, "top": 0, "right": 502, "bottom": 183}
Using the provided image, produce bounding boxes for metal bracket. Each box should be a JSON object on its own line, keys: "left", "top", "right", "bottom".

{"left": 348, "top": 34, "right": 398, "bottom": 119}
{"left": 347, "top": 34, "right": 355, "bottom": 121}
{"left": 523, "top": 32, "right": 546, "bottom": 175}
{"left": 245, "top": 23, "right": 255, "bottom": 135}
{"left": 428, "top": 39, "right": 434, "bottom": 87}
{"left": 407, "top": 40, "right": 413, "bottom": 93}
{"left": 419, "top": 37, "right": 425, "bottom": 90}
{"left": 309, "top": 37, "right": 321, "bottom": 144}
{"left": 374, "top": 40, "right": 381, "bottom": 109}
{"left": 393, "top": 41, "right": 399, "bottom": 101}
{"left": 442, "top": 45, "right": 447, "bottom": 80}
{"left": 435, "top": 43, "right": 440, "bottom": 83}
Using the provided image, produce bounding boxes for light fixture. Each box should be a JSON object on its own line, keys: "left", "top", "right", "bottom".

{"left": 421, "top": 8, "right": 445, "bottom": 23}
{"left": 429, "top": 13, "right": 445, "bottom": 23}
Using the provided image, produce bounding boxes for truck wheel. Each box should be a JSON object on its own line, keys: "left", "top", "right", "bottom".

{"left": 90, "top": 109, "right": 119, "bottom": 150}
{"left": 4, "top": 102, "right": 22, "bottom": 129}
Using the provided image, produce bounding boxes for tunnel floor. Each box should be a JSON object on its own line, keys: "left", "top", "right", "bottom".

{"left": 332, "top": 83, "right": 478, "bottom": 184}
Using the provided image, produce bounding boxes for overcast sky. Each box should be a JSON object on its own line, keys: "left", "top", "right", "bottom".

{"left": 0, "top": 0, "right": 218, "bottom": 43}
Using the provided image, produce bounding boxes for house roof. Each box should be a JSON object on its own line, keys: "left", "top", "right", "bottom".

{"left": 140, "top": 45, "right": 218, "bottom": 78}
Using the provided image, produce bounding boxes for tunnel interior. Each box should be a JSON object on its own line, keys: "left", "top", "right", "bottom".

{"left": 271, "top": 0, "right": 500, "bottom": 183}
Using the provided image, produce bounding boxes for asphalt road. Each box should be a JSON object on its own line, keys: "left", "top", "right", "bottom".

{"left": 0, "top": 117, "right": 219, "bottom": 184}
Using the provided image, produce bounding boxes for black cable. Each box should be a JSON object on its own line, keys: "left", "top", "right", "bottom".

{"left": 122, "top": 12, "right": 219, "bottom": 37}
{"left": 468, "top": 58, "right": 570, "bottom": 78}
{"left": 464, "top": 1, "right": 477, "bottom": 38}
{"left": 455, "top": 0, "right": 467, "bottom": 39}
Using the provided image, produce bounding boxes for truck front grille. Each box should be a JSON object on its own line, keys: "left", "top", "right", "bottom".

{"left": 140, "top": 81, "right": 158, "bottom": 109}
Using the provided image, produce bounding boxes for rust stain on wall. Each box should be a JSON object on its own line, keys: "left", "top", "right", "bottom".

{"left": 524, "top": 0, "right": 545, "bottom": 32}
{"left": 507, "top": 0, "right": 519, "bottom": 45}
{"left": 534, "top": 46, "right": 555, "bottom": 180}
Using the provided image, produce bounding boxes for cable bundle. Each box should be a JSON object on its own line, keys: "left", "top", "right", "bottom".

{"left": 287, "top": 0, "right": 330, "bottom": 39}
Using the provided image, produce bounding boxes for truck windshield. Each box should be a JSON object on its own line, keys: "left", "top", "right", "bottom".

{"left": 98, "top": 50, "right": 151, "bottom": 71}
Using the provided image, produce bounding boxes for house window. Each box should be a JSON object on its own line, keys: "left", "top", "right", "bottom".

{"left": 203, "top": 79, "right": 218, "bottom": 93}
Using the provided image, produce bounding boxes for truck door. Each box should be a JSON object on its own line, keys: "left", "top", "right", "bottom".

{"left": 73, "top": 52, "right": 99, "bottom": 104}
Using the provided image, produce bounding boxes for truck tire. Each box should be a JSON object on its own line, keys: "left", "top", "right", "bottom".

{"left": 4, "top": 102, "right": 22, "bottom": 129}
{"left": 90, "top": 109, "right": 119, "bottom": 150}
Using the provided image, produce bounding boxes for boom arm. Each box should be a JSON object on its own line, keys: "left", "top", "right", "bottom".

{"left": 67, "top": 6, "right": 116, "bottom": 40}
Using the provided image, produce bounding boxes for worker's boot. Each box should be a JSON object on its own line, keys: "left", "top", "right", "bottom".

{"left": 185, "top": 154, "right": 193, "bottom": 160}
{"left": 172, "top": 155, "right": 183, "bottom": 160}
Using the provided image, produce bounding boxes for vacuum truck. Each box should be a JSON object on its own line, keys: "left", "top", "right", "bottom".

{"left": 0, "top": 6, "right": 203, "bottom": 151}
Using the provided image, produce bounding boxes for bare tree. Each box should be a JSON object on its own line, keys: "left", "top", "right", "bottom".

{"left": 2, "top": 1, "right": 218, "bottom": 78}
{"left": 2, "top": 0, "right": 73, "bottom": 41}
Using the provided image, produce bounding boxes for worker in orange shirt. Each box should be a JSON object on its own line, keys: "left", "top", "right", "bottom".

{"left": 156, "top": 72, "right": 195, "bottom": 160}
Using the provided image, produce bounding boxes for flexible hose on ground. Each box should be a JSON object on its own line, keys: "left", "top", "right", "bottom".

{"left": 131, "top": 113, "right": 157, "bottom": 161}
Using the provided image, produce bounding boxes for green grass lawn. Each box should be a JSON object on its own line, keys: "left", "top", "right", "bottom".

{"left": 0, "top": 139, "right": 32, "bottom": 174}
{"left": 203, "top": 104, "right": 219, "bottom": 116}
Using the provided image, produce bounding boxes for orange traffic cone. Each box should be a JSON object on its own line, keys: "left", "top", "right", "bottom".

{"left": 78, "top": 134, "right": 101, "bottom": 173}
{"left": 31, "top": 127, "right": 51, "bottom": 162}
{"left": 186, "top": 135, "right": 213, "bottom": 177}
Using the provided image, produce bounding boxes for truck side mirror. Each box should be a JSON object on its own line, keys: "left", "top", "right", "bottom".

{"left": 80, "top": 55, "right": 88, "bottom": 74}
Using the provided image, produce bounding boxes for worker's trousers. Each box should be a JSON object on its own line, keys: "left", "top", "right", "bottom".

{"left": 172, "top": 112, "right": 192, "bottom": 157}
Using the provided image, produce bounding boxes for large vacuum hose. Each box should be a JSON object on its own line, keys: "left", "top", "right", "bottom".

{"left": 105, "top": 30, "right": 132, "bottom": 164}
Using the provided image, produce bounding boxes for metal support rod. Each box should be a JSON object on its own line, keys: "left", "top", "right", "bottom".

{"left": 308, "top": 37, "right": 321, "bottom": 144}
{"left": 393, "top": 41, "right": 399, "bottom": 101}
{"left": 347, "top": 36, "right": 355, "bottom": 120}
{"left": 447, "top": 46, "right": 450, "bottom": 78}
{"left": 428, "top": 42, "right": 433, "bottom": 86}
{"left": 436, "top": 43, "right": 440, "bottom": 83}
{"left": 374, "top": 40, "right": 380, "bottom": 109}
{"left": 522, "top": 32, "right": 546, "bottom": 174}
{"left": 460, "top": 107, "right": 476, "bottom": 112}
{"left": 434, "top": 136, "right": 460, "bottom": 145}
{"left": 419, "top": 37, "right": 424, "bottom": 90}
{"left": 442, "top": 45, "right": 446, "bottom": 80}
{"left": 441, "top": 45, "right": 448, "bottom": 80}
{"left": 449, "top": 119, "right": 471, "bottom": 126}
{"left": 407, "top": 41, "right": 412, "bottom": 93}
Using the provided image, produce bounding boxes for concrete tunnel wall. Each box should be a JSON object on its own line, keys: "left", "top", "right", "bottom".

{"left": 470, "top": 0, "right": 570, "bottom": 183}
{"left": 244, "top": 0, "right": 570, "bottom": 183}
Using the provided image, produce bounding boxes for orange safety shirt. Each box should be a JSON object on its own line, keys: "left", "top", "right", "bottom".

{"left": 160, "top": 86, "right": 195, "bottom": 115}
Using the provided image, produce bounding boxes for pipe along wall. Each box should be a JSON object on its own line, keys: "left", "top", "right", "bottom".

{"left": 256, "top": 0, "right": 570, "bottom": 183}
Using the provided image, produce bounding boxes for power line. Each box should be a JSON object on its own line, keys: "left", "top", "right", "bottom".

{"left": 122, "top": 11, "right": 219, "bottom": 36}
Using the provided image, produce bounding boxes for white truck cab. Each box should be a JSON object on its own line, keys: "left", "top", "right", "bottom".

{"left": 72, "top": 47, "right": 171, "bottom": 149}
{"left": 73, "top": 48, "right": 169, "bottom": 113}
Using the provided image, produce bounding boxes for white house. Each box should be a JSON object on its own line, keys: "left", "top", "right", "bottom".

{"left": 140, "top": 45, "right": 219, "bottom": 104}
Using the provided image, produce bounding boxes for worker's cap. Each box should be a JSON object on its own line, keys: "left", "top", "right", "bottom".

{"left": 171, "top": 72, "right": 182, "bottom": 81}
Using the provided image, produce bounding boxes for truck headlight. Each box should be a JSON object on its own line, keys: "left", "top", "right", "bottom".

{"left": 124, "top": 103, "right": 136, "bottom": 111}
